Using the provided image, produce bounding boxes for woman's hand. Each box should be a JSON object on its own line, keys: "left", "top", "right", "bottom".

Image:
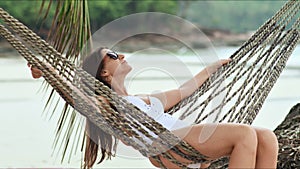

{"left": 206, "top": 58, "right": 231, "bottom": 76}
{"left": 27, "top": 63, "right": 43, "bottom": 79}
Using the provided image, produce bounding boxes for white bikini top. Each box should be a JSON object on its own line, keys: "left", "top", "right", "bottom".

{"left": 123, "top": 95, "right": 188, "bottom": 131}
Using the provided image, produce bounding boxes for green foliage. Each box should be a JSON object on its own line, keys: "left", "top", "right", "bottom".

{"left": 0, "top": 0, "right": 177, "bottom": 33}
{"left": 0, "top": 0, "right": 289, "bottom": 34}
{"left": 1, "top": 1, "right": 37, "bottom": 27}
{"left": 0, "top": 0, "right": 54, "bottom": 31}
{"left": 185, "top": 1, "right": 286, "bottom": 33}
{"left": 87, "top": 0, "right": 178, "bottom": 32}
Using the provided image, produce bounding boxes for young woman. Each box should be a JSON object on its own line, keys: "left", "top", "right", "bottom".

{"left": 28, "top": 47, "right": 278, "bottom": 169}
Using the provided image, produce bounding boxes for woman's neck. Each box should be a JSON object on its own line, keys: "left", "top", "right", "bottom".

{"left": 111, "top": 78, "right": 128, "bottom": 96}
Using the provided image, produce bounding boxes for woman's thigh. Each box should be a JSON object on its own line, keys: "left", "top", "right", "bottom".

{"left": 149, "top": 123, "right": 257, "bottom": 168}
{"left": 172, "top": 123, "right": 256, "bottom": 159}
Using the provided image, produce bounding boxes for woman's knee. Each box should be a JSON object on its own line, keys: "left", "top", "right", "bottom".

{"left": 236, "top": 125, "right": 258, "bottom": 152}
{"left": 239, "top": 125, "right": 257, "bottom": 140}
{"left": 256, "top": 128, "right": 278, "bottom": 150}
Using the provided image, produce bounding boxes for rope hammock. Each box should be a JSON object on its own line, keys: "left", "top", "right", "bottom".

{"left": 0, "top": 0, "right": 299, "bottom": 168}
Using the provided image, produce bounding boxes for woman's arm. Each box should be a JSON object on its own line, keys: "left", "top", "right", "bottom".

{"left": 151, "top": 59, "right": 231, "bottom": 111}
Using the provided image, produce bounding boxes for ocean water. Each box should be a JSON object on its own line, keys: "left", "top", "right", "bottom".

{"left": 0, "top": 46, "right": 299, "bottom": 168}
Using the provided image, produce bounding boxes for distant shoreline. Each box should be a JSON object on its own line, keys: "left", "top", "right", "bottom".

{"left": 111, "top": 27, "right": 252, "bottom": 52}
{"left": 0, "top": 28, "right": 252, "bottom": 56}
{"left": 0, "top": 40, "right": 19, "bottom": 57}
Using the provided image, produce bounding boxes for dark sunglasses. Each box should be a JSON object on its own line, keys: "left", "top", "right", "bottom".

{"left": 106, "top": 51, "right": 119, "bottom": 60}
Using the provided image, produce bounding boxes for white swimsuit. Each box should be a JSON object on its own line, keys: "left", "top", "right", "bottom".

{"left": 124, "top": 96, "right": 202, "bottom": 168}
{"left": 124, "top": 95, "right": 188, "bottom": 131}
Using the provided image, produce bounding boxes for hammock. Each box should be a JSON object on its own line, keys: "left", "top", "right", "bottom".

{"left": 0, "top": 0, "right": 299, "bottom": 168}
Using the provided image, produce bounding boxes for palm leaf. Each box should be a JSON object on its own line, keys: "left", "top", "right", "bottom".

{"left": 39, "top": 0, "right": 92, "bottom": 162}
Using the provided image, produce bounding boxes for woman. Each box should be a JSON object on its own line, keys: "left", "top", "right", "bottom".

{"left": 28, "top": 47, "right": 278, "bottom": 169}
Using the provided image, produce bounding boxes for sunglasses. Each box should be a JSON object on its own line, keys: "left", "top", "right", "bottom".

{"left": 106, "top": 51, "right": 119, "bottom": 60}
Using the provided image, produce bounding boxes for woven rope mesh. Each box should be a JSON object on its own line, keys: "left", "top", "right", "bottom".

{"left": 0, "top": 0, "right": 299, "bottom": 168}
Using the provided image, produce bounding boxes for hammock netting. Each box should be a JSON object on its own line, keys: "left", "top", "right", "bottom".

{"left": 0, "top": 0, "right": 299, "bottom": 168}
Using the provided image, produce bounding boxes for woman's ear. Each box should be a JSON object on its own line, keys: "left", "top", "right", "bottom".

{"left": 100, "top": 69, "right": 112, "bottom": 82}
{"left": 101, "top": 69, "right": 109, "bottom": 77}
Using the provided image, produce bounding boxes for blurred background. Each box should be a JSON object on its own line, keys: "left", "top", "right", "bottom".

{"left": 0, "top": 0, "right": 298, "bottom": 168}
{"left": 0, "top": 0, "right": 287, "bottom": 51}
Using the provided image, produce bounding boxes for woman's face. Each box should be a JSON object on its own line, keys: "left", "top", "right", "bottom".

{"left": 100, "top": 48, "right": 132, "bottom": 80}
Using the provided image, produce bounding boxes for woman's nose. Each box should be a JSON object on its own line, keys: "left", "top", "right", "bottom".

{"left": 119, "top": 54, "right": 125, "bottom": 60}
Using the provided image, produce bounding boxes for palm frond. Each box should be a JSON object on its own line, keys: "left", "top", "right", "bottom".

{"left": 41, "top": 0, "right": 92, "bottom": 59}
{"left": 39, "top": 0, "right": 92, "bottom": 162}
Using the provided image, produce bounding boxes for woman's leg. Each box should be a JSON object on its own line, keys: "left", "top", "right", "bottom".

{"left": 150, "top": 123, "right": 258, "bottom": 168}
{"left": 254, "top": 127, "right": 278, "bottom": 168}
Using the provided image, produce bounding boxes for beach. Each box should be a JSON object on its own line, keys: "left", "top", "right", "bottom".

{"left": 0, "top": 46, "right": 299, "bottom": 168}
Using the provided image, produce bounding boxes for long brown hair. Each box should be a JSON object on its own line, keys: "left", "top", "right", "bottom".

{"left": 82, "top": 47, "right": 117, "bottom": 168}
